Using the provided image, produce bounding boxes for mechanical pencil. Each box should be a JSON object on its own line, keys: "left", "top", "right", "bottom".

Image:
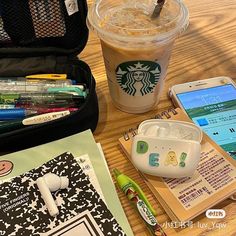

{"left": 114, "top": 168, "right": 166, "bottom": 236}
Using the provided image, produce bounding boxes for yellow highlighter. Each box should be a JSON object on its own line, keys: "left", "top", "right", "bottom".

{"left": 25, "top": 74, "right": 67, "bottom": 80}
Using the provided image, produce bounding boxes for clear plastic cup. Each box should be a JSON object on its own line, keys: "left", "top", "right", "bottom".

{"left": 87, "top": 0, "right": 189, "bottom": 113}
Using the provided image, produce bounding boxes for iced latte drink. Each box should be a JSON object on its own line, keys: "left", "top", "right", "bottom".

{"left": 87, "top": 0, "right": 189, "bottom": 113}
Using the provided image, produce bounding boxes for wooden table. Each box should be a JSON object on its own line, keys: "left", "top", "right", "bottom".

{"left": 80, "top": 0, "right": 236, "bottom": 235}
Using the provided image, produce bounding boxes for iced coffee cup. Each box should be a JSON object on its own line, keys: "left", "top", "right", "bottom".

{"left": 87, "top": 0, "right": 189, "bottom": 113}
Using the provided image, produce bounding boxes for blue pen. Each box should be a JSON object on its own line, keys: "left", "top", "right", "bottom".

{"left": 0, "top": 108, "right": 37, "bottom": 120}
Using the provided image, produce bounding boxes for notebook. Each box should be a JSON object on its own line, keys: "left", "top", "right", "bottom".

{"left": 119, "top": 108, "right": 236, "bottom": 222}
{"left": 0, "top": 152, "right": 126, "bottom": 235}
{"left": 0, "top": 130, "right": 134, "bottom": 236}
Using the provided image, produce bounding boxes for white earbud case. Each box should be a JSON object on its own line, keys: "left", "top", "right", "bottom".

{"left": 131, "top": 120, "right": 203, "bottom": 178}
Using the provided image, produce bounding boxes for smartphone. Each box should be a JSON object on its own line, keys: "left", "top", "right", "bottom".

{"left": 169, "top": 76, "right": 236, "bottom": 160}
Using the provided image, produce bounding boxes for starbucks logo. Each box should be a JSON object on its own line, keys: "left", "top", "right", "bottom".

{"left": 116, "top": 61, "right": 161, "bottom": 96}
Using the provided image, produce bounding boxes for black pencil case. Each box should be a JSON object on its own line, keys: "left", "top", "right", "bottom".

{"left": 0, "top": 0, "right": 99, "bottom": 153}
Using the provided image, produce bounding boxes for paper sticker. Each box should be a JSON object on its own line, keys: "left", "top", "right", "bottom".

{"left": 163, "top": 143, "right": 236, "bottom": 209}
{"left": 65, "top": 0, "right": 79, "bottom": 16}
{"left": 164, "top": 151, "right": 178, "bottom": 166}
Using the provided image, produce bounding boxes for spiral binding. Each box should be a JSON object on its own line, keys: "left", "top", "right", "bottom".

{"left": 123, "top": 107, "right": 178, "bottom": 141}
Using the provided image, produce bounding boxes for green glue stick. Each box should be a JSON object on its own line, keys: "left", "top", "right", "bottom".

{"left": 113, "top": 168, "right": 167, "bottom": 236}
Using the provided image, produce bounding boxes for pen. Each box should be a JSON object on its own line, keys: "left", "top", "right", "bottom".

{"left": 114, "top": 168, "right": 167, "bottom": 236}
{"left": 0, "top": 92, "right": 84, "bottom": 105}
{"left": 47, "top": 87, "right": 87, "bottom": 98}
{"left": 0, "top": 108, "right": 37, "bottom": 120}
{"left": 17, "top": 93, "right": 85, "bottom": 107}
{"left": 0, "top": 110, "right": 71, "bottom": 133}
{"left": 0, "top": 80, "right": 77, "bottom": 92}
{"left": 27, "top": 107, "right": 79, "bottom": 114}
{"left": 15, "top": 101, "right": 80, "bottom": 109}
{"left": 22, "top": 110, "right": 70, "bottom": 125}
{"left": 14, "top": 101, "right": 80, "bottom": 109}
{"left": 0, "top": 108, "right": 79, "bottom": 120}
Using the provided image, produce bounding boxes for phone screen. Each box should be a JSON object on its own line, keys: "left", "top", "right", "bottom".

{"left": 176, "top": 84, "right": 236, "bottom": 159}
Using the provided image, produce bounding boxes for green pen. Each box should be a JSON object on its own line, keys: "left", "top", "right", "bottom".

{"left": 47, "top": 87, "right": 87, "bottom": 98}
{"left": 114, "top": 168, "right": 167, "bottom": 236}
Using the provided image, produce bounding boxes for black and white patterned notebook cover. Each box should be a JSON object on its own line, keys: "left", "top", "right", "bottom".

{"left": 0, "top": 152, "right": 126, "bottom": 236}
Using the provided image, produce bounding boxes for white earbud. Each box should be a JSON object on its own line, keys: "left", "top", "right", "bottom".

{"left": 169, "top": 128, "right": 181, "bottom": 139}
{"left": 144, "top": 125, "right": 160, "bottom": 136}
{"left": 158, "top": 127, "right": 168, "bottom": 138}
{"left": 36, "top": 173, "right": 69, "bottom": 217}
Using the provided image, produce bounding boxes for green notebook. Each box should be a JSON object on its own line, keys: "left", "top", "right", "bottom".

{"left": 0, "top": 130, "right": 133, "bottom": 236}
